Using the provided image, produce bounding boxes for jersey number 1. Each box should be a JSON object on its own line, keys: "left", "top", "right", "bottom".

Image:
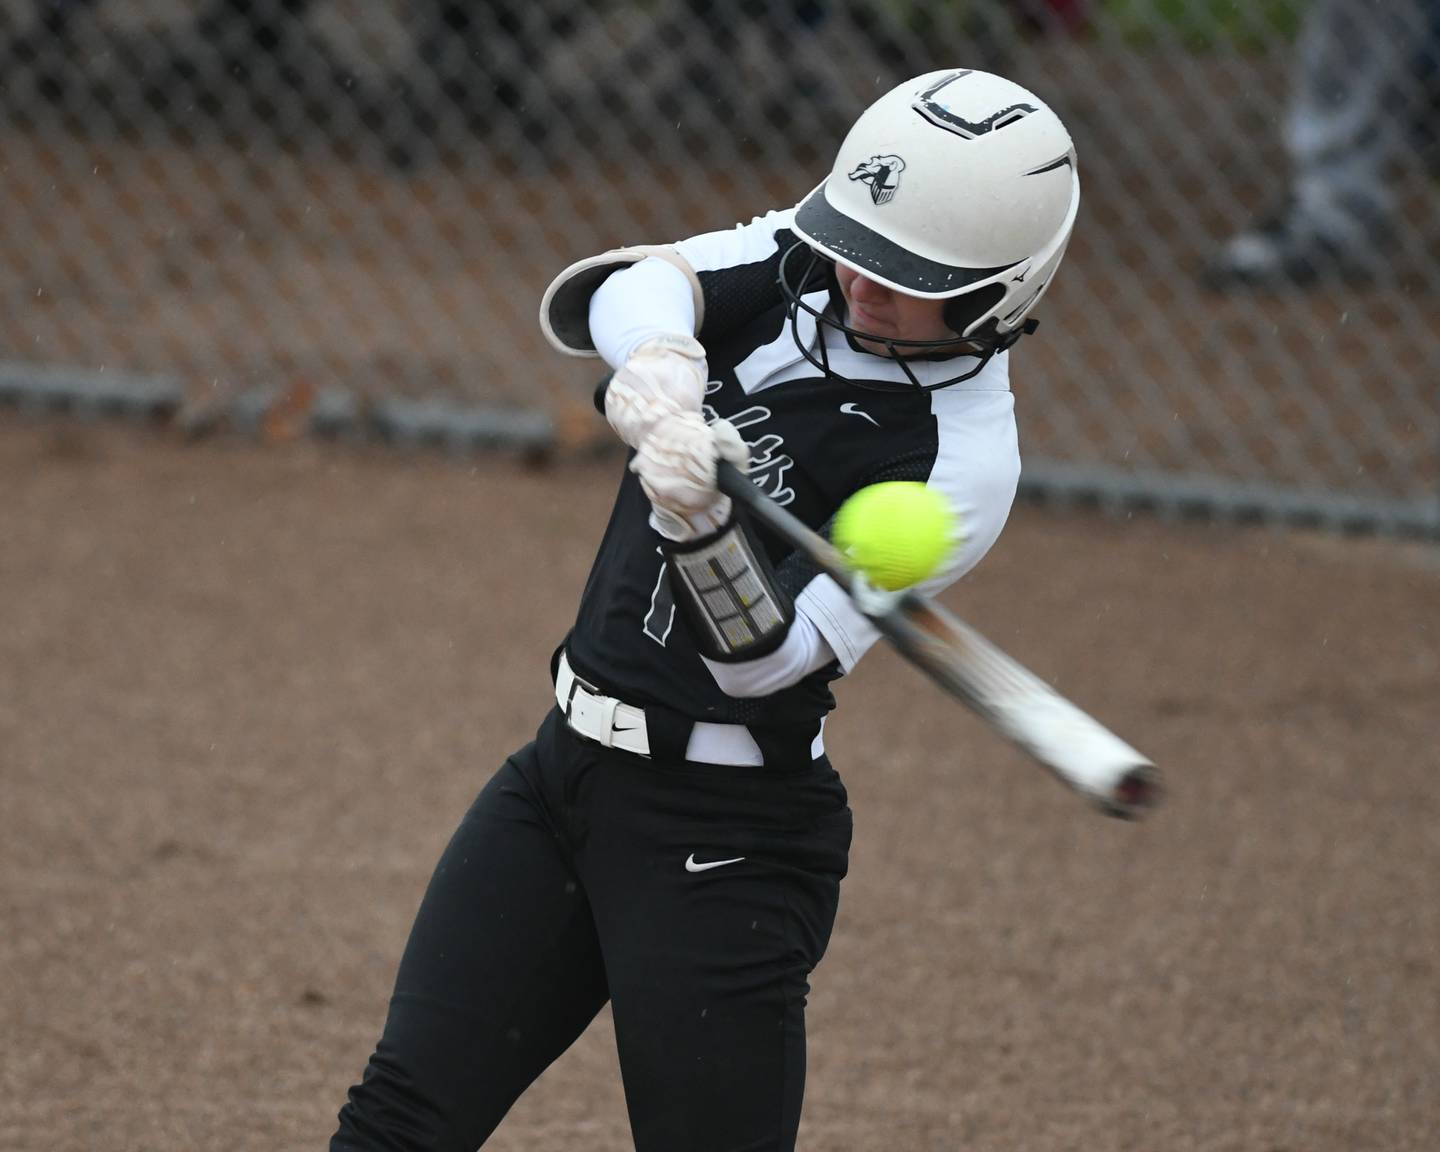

{"left": 643, "top": 548, "right": 675, "bottom": 646}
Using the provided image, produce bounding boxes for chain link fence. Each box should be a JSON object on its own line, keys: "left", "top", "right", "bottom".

{"left": 2, "top": 1, "right": 1437, "bottom": 532}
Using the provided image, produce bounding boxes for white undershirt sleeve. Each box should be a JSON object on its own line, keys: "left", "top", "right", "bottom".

{"left": 589, "top": 257, "right": 698, "bottom": 370}
{"left": 700, "top": 605, "right": 837, "bottom": 698}
{"left": 794, "top": 575, "right": 881, "bottom": 673}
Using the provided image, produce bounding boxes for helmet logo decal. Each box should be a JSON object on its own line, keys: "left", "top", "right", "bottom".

{"left": 848, "top": 155, "right": 906, "bottom": 205}
{"left": 912, "top": 70, "right": 1037, "bottom": 139}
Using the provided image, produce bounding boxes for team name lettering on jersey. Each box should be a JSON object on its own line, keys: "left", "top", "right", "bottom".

{"left": 703, "top": 382, "right": 796, "bottom": 506}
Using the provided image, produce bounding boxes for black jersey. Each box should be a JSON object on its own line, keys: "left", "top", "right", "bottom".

{"left": 563, "top": 209, "right": 1021, "bottom": 727}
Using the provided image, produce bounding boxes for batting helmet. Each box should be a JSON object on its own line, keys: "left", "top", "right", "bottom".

{"left": 779, "top": 68, "right": 1080, "bottom": 389}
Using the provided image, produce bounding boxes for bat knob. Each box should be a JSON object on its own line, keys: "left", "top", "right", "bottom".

{"left": 1108, "top": 764, "right": 1162, "bottom": 819}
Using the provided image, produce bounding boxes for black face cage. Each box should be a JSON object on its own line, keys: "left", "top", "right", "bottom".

{"left": 775, "top": 242, "right": 1038, "bottom": 392}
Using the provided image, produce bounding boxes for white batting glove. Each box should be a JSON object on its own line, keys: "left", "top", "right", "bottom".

{"left": 631, "top": 413, "right": 750, "bottom": 541}
{"left": 605, "top": 334, "right": 708, "bottom": 449}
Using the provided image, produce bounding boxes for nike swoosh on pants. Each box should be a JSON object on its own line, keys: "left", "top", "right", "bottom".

{"left": 685, "top": 853, "right": 746, "bottom": 873}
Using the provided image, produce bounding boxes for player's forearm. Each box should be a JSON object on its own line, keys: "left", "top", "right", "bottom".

{"left": 700, "top": 608, "right": 837, "bottom": 698}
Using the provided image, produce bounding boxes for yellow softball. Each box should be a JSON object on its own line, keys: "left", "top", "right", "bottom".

{"left": 832, "top": 482, "right": 958, "bottom": 591}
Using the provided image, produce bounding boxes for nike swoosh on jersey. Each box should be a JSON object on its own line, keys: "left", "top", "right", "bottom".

{"left": 685, "top": 853, "right": 746, "bottom": 873}
{"left": 839, "top": 402, "right": 880, "bottom": 427}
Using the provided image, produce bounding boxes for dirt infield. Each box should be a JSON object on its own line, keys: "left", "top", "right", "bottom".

{"left": 2, "top": 419, "right": 1436, "bottom": 1152}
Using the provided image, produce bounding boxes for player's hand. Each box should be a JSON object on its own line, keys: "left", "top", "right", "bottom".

{"left": 605, "top": 334, "right": 708, "bottom": 449}
{"left": 631, "top": 413, "right": 749, "bottom": 540}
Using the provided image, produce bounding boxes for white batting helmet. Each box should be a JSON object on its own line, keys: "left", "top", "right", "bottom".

{"left": 780, "top": 68, "right": 1080, "bottom": 387}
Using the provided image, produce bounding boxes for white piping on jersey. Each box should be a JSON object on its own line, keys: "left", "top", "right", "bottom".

{"left": 732, "top": 290, "right": 823, "bottom": 393}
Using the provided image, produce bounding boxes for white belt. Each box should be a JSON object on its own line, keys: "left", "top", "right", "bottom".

{"left": 555, "top": 652, "right": 824, "bottom": 766}
{"left": 555, "top": 651, "right": 654, "bottom": 757}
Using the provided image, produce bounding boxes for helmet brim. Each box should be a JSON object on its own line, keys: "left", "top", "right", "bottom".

{"left": 793, "top": 181, "right": 1014, "bottom": 299}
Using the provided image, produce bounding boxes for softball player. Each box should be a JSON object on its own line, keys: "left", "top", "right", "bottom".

{"left": 330, "top": 68, "right": 1079, "bottom": 1152}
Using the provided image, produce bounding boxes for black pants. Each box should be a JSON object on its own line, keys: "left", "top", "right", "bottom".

{"left": 331, "top": 708, "right": 852, "bottom": 1152}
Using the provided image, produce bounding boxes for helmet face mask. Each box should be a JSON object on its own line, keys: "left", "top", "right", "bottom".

{"left": 784, "top": 68, "right": 1079, "bottom": 391}
{"left": 777, "top": 243, "right": 1035, "bottom": 392}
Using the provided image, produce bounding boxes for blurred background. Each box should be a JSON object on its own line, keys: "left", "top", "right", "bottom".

{"left": 2, "top": 0, "right": 1437, "bottom": 532}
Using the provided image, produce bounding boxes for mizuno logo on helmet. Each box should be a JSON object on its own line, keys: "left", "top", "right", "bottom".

{"left": 912, "top": 70, "right": 1037, "bottom": 139}
{"left": 848, "top": 154, "right": 906, "bottom": 204}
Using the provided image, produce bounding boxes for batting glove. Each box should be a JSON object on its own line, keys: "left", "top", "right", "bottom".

{"left": 631, "top": 412, "right": 750, "bottom": 541}
{"left": 605, "top": 334, "right": 708, "bottom": 450}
